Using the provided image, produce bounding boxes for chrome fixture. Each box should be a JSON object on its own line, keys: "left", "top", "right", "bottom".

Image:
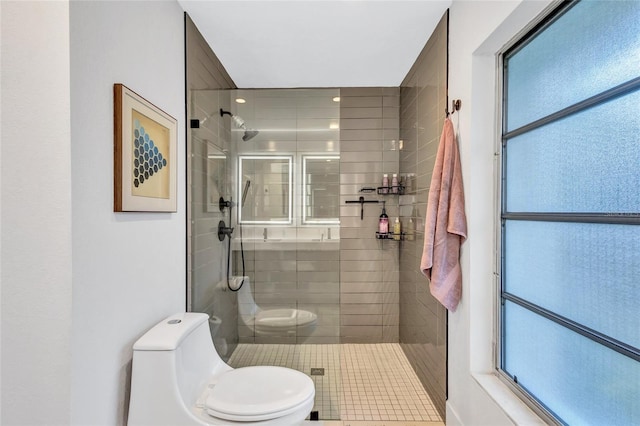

{"left": 220, "top": 109, "right": 260, "bottom": 141}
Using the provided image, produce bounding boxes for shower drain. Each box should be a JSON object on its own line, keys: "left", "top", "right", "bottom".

{"left": 310, "top": 368, "right": 324, "bottom": 376}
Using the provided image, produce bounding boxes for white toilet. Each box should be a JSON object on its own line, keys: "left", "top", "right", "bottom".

{"left": 236, "top": 277, "right": 318, "bottom": 339}
{"left": 128, "top": 312, "right": 315, "bottom": 425}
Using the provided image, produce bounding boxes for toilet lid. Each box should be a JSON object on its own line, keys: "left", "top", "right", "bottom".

{"left": 205, "top": 366, "right": 315, "bottom": 421}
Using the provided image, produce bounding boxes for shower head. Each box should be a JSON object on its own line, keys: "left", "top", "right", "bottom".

{"left": 242, "top": 129, "right": 259, "bottom": 142}
{"left": 241, "top": 180, "right": 251, "bottom": 207}
{"left": 220, "top": 109, "right": 260, "bottom": 142}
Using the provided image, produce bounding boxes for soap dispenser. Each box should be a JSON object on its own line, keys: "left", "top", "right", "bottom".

{"left": 393, "top": 217, "right": 402, "bottom": 240}
{"left": 379, "top": 202, "right": 389, "bottom": 235}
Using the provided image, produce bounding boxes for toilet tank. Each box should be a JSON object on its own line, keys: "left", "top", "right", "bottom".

{"left": 128, "top": 313, "right": 231, "bottom": 425}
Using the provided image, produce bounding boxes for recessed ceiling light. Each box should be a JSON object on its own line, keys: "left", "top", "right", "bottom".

{"left": 329, "top": 123, "right": 339, "bottom": 129}
{"left": 235, "top": 98, "right": 246, "bottom": 104}
{"left": 332, "top": 97, "right": 340, "bottom": 102}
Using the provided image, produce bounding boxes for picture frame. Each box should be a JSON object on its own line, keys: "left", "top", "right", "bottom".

{"left": 114, "top": 83, "right": 177, "bottom": 212}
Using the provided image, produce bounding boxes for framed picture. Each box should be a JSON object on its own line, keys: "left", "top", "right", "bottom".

{"left": 114, "top": 83, "right": 177, "bottom": 212}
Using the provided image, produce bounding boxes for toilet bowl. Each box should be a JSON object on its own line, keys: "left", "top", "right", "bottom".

{"left": 128, "top": 313, "right": 315, "bottom": 425}
{"left": 235, "top": 277, "right": 318, "bottom": 339}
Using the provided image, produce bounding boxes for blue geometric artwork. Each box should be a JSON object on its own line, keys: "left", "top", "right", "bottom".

{"left": 132, "top": 118, "right": 168, "bottom": 189}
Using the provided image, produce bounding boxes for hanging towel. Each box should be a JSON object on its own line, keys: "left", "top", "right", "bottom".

{"left": 420, "top": 118, "right": 467, "bottom": 311}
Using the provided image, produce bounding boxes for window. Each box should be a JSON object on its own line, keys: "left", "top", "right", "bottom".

{"left": 499, "top": 1, "right": 640, "bottom": 424}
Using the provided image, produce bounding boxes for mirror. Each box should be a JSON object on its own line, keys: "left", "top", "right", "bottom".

{"left": 206, "top": 144, "right": 227, "bottom": 213}
{"left": 238, "top": 155, "right": 292, "bottom": 224}
{"left": 303, "top": 156, "right": 340, "bottom": 224}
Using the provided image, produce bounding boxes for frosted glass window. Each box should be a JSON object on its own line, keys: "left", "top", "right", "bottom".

{"left": 504, "top": 302, "right": 640, "bottom": 425}
{"left": 505, "top": 0, "right": 640, "bottom": 131}
{"left": 505, "top": 88, "right": 640, "bottom": 213}
{"left": 500, "top": 0, "right": 640, "bottom": 424}
{"left": 504, "top": 221, "right": 640, "bottom": 348}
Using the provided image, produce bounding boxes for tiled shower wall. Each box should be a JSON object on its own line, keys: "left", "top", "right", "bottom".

{"left": 339, "top": 88, "right": 401, "bottom": 343}
{"left": 231, "top": 89, "right": 341, "bottom": 345}
{"left": 398, "top": 12, "right": 449, "bottom": 417}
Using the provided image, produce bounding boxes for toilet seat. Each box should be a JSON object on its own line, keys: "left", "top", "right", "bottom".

{"left": 204, "top": 366, "right": 315, "bottom": 422}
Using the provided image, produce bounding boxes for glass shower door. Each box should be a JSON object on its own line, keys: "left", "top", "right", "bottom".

{"left": 188, "top": 88, "right": 342, "bottom": 420}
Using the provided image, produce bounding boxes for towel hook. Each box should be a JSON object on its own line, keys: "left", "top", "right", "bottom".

{"left": 446, "top": 99, "right": 461, "bottom": 117}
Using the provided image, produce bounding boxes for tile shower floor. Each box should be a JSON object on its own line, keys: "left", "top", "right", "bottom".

{"left": 227, "top": 343, "right": 442, "bottom": 423}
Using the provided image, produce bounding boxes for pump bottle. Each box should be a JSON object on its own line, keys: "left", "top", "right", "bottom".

{"left": 393, "top": 217, "right": 401, "bottom": 240}
{"left": 379, "top": 202, "right": 389, "bottom": 234}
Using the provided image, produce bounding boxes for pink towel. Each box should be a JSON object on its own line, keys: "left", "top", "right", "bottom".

{"left": 420, "top": 118, "right": 467, "bottom": 311}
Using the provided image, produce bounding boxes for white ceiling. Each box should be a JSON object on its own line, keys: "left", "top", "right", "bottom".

{"left": 179, "top": 1, "right": 452, "bottom": 88}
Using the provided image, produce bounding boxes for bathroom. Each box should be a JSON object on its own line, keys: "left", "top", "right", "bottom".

{"left": 4, "top": 1, "right": 638, "bottom": 425}
{"left": 186, "top": 9, "right": 448, "bottom": 423}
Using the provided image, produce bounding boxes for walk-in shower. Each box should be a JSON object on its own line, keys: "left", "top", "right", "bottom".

{"left": 187, "top": 86, "right": 445, "bottom": 422}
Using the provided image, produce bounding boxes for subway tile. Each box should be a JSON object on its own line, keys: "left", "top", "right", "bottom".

{"left": 341, "top": 271, "right": 383, "bottom": 282}
{"left": 340, "top": 282, "right": 384, "bottom": 293}
{"left": 295, "top": 107, "right": 340, "bottom": 119}
{"left": 340, "top": 293, "right": 383, "bottom": 304}
{"left": 383, "top": 87, "right": 400, "bottom": 97}
{"left": 297, "top": 325, "right": 340, "bottom": 337}
{"left": 383, "top": 313, "right": 400, "bottom": 326}
{"left": 340, "top": 325, "right": 382, "bottom": 337}
{"left": 340, "top": 140, "right": 383, "bottom": 152}
{"left": 297, "top": 260, "right": 339, "bottom": 272}
{"left": 340, "top": 107, "right": 383, "bottom": 119}
{"left": 382, "top": 96, "right": 400, "bottom": 107}
{"left": 341, "top": 96, "right": 383, "bottom": 108}
{"left": 296, "top": 293, "right": 340, "bottom": 304}
{"left": 297, "top": 129, "right": 339, "bottom": 141}
{"left": 341, "top": 87, "right": 384, "bottom": 97}
{"left": 340, "top": 249, "right": 381, "bottom": 261}
{"left": 340, "top": 303, "right": 382, "bottom": 315}
{"left": 295, "top": 281, "right": 340, "bottom": 294}
{"left": 339, "top": 239, "right": 379, "bottom": 251}
{"left": 296, "top": 140, "right": 340, "bottom": 152}
{"left": 340, "top": 172, "right": 382, "bottom": 185}
{"left": 254, "top": 260, "right": 297, "bottom": 271}
{"left": 340, "top": 151, "right": 382, "bottom": 163}
{"left": 253, "top": 271, "right": 297, "bottom": 283}
{"left": 382, "top": 106, "right": 400, "bottom": 119}
{"left": 340, "top": 260, "right": 382, "bottom": 272}
{"left": 382, "top": 326, "right": 399, "bottom": 342}
{"left": 383, "top": 303, "right": 399, "bottom": 316}
{"left": 253, "top": 294, "right": 298, "bottom": 305}
{"left": 254, "top": 281, "right": 297, "bottom": 293}
{"left": 339, "top": 162, "right": 383, "bottom": 174}
{"left": 297, "top": 250, "right": 339, "bottom": 261}
{"left": 252, "top": 250, "right": 296, "bottom": 261}
{"left": 341, "top": 314, "right": 383, "bottom": 326}
{"left": 296, "top": 95, "right": 340, "bottom": 109}
{"left": 340, "top": 129, "right": 383, "bottom": 141}
{"left": 340, "top": 118, "right": 383, "bottom": 130}
{"left": 298, "top": 271, "right": 339, "bottom": 282}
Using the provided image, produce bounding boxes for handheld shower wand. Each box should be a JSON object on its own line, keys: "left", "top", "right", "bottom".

{"left": 241, "top": 180, "right": 251, "bottom": 207}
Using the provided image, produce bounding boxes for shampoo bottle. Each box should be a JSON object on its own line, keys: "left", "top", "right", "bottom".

{"left": 381, "top": 174, "right": 389, "bottom": 194}
{"left": 379, "top": 203, "right": 389, "bottom": 235}
{"left": 406, "top": 217, "right": 415, "bottom": 241}
{"left": 393, "top": 217, "right": 401, "bottom": 240}
{"left": 391, "top": 174, "right": 399, "bottom": 193}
